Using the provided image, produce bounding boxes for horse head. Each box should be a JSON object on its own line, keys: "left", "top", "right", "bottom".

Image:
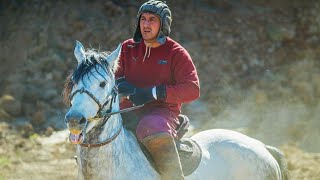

{"left": 63, "top": 41, "right": 121, "bottom": 145}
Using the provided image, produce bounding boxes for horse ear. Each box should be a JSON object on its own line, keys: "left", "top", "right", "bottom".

{"left": 106, "top": 43, "right": 121, "bottom": 70}
{"left": 74, "top": 40, "right": 86, "bottom": 64}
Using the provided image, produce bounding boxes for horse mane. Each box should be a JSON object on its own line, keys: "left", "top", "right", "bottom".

{"left": 62, "top": 48, "right": 111, "bottom": 105}
{"left": 63, "top": 73, "right": 74, "bottom": 105}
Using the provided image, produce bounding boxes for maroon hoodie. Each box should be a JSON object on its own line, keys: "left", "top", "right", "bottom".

{"left": 115, "top": 37, "right": 200, "bottom": 116}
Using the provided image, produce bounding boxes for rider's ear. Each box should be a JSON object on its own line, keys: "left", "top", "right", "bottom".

{"left": 106, "top": 43, "right": 121, "bottom": 72}
{"left": 74, "top": 40, "right": 86, "bottom": 64}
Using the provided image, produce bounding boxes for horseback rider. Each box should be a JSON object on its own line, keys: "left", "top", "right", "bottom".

{"left": 115, "top": 0, "right": 200, "bottom": 179}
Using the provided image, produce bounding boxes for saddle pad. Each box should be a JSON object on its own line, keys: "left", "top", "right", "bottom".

{"left": 177, "top": 138, "right": 202, "bottom": 176}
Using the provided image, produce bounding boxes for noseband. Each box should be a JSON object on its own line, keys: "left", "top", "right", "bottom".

{"left": 68, "top": 86, "right": 117, "bottom": 119}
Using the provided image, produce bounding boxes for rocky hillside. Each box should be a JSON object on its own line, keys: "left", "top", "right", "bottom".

{"left": 0, "top": 0, "right": 320, "bottom": 179}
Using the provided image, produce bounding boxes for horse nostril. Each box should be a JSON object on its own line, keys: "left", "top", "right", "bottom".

{"left": 65, "top": 111, "right": 86, "bottom": 126}
{"left": 79, "top": 117, "right": 86, "bottom": 125}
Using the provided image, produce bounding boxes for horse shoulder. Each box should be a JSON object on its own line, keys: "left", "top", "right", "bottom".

{"left": 119, "top": 129, "right": 160, "bottom": 180}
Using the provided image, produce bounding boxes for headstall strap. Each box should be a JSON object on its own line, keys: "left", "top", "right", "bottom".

{"left": 80, "top": 126, "right": 122, "bottom": 148}
{"left": 69, "top": 87, "right": 117, "bottom": 119}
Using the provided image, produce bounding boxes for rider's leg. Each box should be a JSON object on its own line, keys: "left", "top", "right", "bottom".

{"left": 142, "top": 133, "right": 184, "bottom": 180}
{"left": 136, "top": 108, "right": 184, "bottom": 180}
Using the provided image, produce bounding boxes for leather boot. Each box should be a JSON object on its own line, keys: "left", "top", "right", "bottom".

{"left": 142, "top": 133, "right": 184, "bottom": 180}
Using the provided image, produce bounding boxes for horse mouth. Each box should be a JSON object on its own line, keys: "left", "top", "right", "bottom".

{"left": 69, "top": 132, "right": 84, "bottom": 144}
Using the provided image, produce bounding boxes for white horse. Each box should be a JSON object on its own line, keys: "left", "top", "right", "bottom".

{"left": 63, "top": 41, "right": 289, "bottom": 180}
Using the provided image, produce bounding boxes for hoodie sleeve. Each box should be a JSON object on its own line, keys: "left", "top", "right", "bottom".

{"left": 164, "top": 47, "right": 200, "bottom": 104}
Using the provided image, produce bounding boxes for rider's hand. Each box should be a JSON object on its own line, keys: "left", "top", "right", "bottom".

{"left": 116, "top": 77, "right": 166, "bottom": 105}
{"left": 129, "top": 85, "right": 166, "bottom": 105}
{"left": 128, "top": 87, "right": 156, "bottom": 105}
{"left": 116, "top": 77, "right": 136, "bottom": 97}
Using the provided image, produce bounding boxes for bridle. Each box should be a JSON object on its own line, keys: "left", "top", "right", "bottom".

{"left": 67, "top": 63, "right": 144, "bottom": 148}
{"left": 68, "top": 83, "right": 122, "bottom": 148}
{"left": 67, "top": 60, "right": 124, "bottom": 148}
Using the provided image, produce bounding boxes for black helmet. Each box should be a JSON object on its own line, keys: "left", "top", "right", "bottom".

{"left": 133, "top": 0, "right": 172, "bottom": 44}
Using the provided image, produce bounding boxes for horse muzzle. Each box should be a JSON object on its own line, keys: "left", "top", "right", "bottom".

{"left": 65, "top": 111, "right": 87, "bottom": 144}
{"left": 69, "top": 131, "right": 84, "bottom": 144}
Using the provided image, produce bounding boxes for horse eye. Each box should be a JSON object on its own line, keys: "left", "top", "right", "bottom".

{"left": 99, "top": 81, "right": 106, "bottom": 88}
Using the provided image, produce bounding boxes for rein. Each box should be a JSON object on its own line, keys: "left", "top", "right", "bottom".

{"left": 78, "top": 104, "right": 144, "bottom": 148}
{"left": 102, "top": 104, "right": 144, "bottom": 116}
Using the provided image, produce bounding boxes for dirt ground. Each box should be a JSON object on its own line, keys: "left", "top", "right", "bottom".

{"left": 0, "top": 0, "right": 320, "bottom": 179}
{"left": 1, "top": 123, "right": 320, "bottom": 180}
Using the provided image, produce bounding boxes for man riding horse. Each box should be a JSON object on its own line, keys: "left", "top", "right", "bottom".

{"left": 116, "top": 0, "right": 200, "bottom": 179}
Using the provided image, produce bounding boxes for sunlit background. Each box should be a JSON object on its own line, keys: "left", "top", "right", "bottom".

{"left": 0, "top": 0, "right": 319, "bottom": 179}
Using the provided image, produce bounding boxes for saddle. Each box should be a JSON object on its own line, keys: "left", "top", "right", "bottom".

{"left": 176, "top": 137, "right": 202, "bottom": 176}
{"left": 122, "top": 113, "right": 202, "bottom": 176}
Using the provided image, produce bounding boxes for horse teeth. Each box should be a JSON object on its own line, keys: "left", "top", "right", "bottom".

{"left": 69, "top": 133, "right": 82, "bottom": 144}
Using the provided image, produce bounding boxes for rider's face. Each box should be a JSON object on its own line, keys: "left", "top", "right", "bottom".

{"left": 140, "top": 13, "right": 160, "bottom": 43}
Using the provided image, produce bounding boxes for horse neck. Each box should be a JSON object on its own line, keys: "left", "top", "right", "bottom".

{"left": 76, "top": 98, "right": 159, "bottom": 179}
{"left": 76, "top": 119, "right": 158, "bottom": 179}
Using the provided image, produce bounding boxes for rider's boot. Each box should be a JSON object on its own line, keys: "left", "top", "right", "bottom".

{"left": 142, "top": 133, "right": 184, "bottom": 180}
